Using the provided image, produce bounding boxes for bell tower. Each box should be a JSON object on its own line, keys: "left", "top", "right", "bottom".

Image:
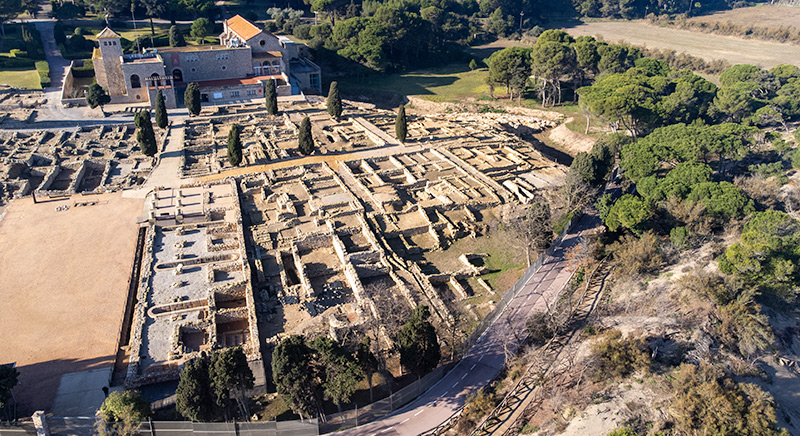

{"left": 96, "top": 27, "right": 126, "bottom": 95}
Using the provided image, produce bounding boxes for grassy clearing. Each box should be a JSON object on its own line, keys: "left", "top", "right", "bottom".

{"left": 0, "top": 68, "right": 41, "bottom": 89}
{"left": 337, "top": 64, "right": 490, "bottom": 102}
{"left": 686, "top": 5, "right": 800, "bottom": 29}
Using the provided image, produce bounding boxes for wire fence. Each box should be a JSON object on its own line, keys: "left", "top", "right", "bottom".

{"left": 319, "top": 363, "right": 455, "bottom": 434}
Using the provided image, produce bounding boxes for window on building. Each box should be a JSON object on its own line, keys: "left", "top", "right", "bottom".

{"left": 213, "top": 92, "right": 223, "bottom": 99}
{"left": 130, "top": 74, "right": 141, "bottom": 89}
{"left": 231, "top": 90, "right": 240, "bottom": 97}
{"left": 259, "top": 40, "right": 265, "bottom": 46}
{"left": 247, "top": 89, "right": 256, "bottom": 96}
{"left": 221, "top": 65, "right": 227, "bottom": 71}
{"left": 113, "top": 41, "right": 117, "bottom": 45}
{"left": 310, "top": 73, "right": 320, "bottom": 90}
{"left": 185, "top": 54, "right": 199, "bottom": 62}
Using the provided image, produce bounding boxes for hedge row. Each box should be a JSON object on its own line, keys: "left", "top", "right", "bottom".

{"left": 71, "top": 59, "right": 95, "bottom": 78}
{"left": 0, "top": 56, "right": 35, "bottom": 68}
{"left": 35, "top": 60, "right": 51, "bottom": 88}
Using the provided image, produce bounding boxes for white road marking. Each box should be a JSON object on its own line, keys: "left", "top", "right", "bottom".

{"left": 400, "top": 418, "right": 409, "bottom": 424}
{"left": 461, "top": 373, "right": 468, "bottom": 380}
{"left": 441, "top": 390, "right": 449, "bottom": 396}
{"left": 470, "top": 363, "right": 476, "bottom": 370}
{"left": 414, "top": 409, "right": 425, "bottom": 416}
{"left": 478, "top": 355, "right": 484, "bottom": 361}
{"left": 452, "top": 382, "right": 459, "bottom": 388}
{"left": 379, "top": 427, "right": 394, "bottom": 434}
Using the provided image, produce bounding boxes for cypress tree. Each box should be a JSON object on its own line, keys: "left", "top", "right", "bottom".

{"left": 86, "top": 83, "right": 110, "bottom": 108}
{"left": 265, "top": 78, "right": 278, "bottom": 115}
{"left": 326, "top": 81, "right": 342, "bottom": 119}
{"left": 397, "top": 305, "right": 440, "bottom": 379}
{"left": 175, "top": 357, "right": 215, "bottom": 421}
{"left": 155, "top": 90, "right": 168, "bottom": 129}
{"left": 227, "top": 123, "right": 242, "bottom": 166}
{"left": 136, "top": 110, "right": 158, "bottom": 157}
{"left": 185, "top": 82, "right": 201, "bottom": 116}
{"left": 298, "top": 116, "right": 314, "bottom": 155}
{"left": 169, "top": 25, "right": 185, "bottom": 47}
{"left": 395, "top": 104, "right": 407, "bottom": 143}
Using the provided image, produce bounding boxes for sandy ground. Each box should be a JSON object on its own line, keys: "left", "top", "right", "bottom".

{"left": 0, "top": 193, "right": 144, "bottom": 414}
{"left": 547, "top": 123, "right": 596, "bottom": 156}
{"left": 563, "top": 21, "right": 800, "bottom": 69}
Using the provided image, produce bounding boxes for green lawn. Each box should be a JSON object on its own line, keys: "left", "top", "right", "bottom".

{"left": 337, "top": 64, "right": 491, "bottom": 102}
{"left": 0, "top": 68, "right": 41, "bottom": 89}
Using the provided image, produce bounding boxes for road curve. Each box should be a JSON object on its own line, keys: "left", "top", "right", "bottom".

{"left": 337, "top": 213, "right": 601, "bottom": 436}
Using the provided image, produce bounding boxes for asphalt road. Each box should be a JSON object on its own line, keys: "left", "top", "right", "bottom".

{"left": 338, "top": 213, "right": 600, "bottom": 436}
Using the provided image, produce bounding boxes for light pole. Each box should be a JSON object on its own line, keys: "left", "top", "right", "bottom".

{"left": 519, "top": 11, "right": 524, "bottom": 31}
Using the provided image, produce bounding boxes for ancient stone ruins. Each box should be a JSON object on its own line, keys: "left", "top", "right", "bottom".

{"left": 1, "top": 98, "right": 566, "bottom": 391}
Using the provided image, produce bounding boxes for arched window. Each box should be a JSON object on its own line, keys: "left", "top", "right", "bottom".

{"left": 172, "top": 69, "right": 183, "bottom": 82}
{"left": 130, "top": 74, "right": 141, "bottom": 89}
{"left": 150, "top": 73, "right": 161, "bottom": 87}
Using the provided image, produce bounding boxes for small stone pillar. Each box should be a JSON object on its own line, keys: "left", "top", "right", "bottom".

{"left": 32, "top": 411, "right": 50, "bottom": 436}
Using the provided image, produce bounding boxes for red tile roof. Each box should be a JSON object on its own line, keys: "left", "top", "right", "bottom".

{"left": 196, "top": 74, "right": 284, "bottom": 87}
{"left": 225, "top": 15, "right": 262, "bottom": 41}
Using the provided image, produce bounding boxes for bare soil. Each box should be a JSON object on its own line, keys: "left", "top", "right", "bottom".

{"left": 0, "top": 193, "right": 144, "bottom": 413}
{"left": 562, "top": 20, "right": 800, "bottom": 69}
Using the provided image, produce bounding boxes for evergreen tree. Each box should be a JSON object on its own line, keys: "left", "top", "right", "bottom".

{"left": 356, "top": 337, "right": 379, "bottom": 402}
{"left": 86, "top": 83, "right": 110, "bottom": 108}
{"left": 397, "top": 305, "right": 440, "bottom": 378}
{"left": 185, "top": 82, "right": 201, "bottom": 116}
{"left": 310, "top": 337, "right": 364, "bottom": 413}
{"left": 0, "top": 364, "right": 19, "bottom": 409}
{"left": 265, "top": 78, "right": 278, "bottom": 115}
{"left": 98, "top": 390, "right": 150, "bottom": 436}
{"left": 135, "top": 110, "right": 158, "bottom": 157}
{"left": 272, "top": 335, "right": 319, "bottom": 420}
{"left": 176, "top": 357, "right": 215, "bottom": 421}
{"left": 326, "top": 81, "right": 342, "bottom": 119}
{"left": 155, "top": 90, "right": 168, "bottom": 129}
{"left": 209, "top": 347, "right": 254, "bottom": 419}
{"left": 227, "top": 124, "right": 242, "bottom": 166}
{"left": 298, "top": 116, "right": 314, "bottom": 155}
{"left": 395, "top": 104, "right": 407, "bottom": 143}
{"left": 169, "top": 25, "right": 185, "bottom": 47}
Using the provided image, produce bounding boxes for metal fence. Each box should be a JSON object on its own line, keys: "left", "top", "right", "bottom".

{"left": 459, "top": 215, "right": 578, "bottom": 355}
{"left": 37, "top": 417, "right": 320, "bottom": 436}
{"left": 0, "top": 422, "right": 37, "bottom": 436}
{"left": 319, "top": 363, "right": 455, "bottom": 434}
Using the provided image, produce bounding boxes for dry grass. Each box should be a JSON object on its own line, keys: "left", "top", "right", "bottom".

{"left": 562, "top": 20, "right": 800, "bottom": 69}
{"left": 687, "top": 5, "right": 800, "bottom": 29}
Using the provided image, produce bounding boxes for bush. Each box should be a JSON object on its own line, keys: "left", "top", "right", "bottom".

{"left": 591, "top": 329, "right": 651, "bottom": 379}
{"left": 609, "top": 231, "right": 663, "bottom": 279}
{"left": 35, "top": 61, "right": 51, "bottom": 88}
{"left": 71, "top": 59, "right": 95, "bottom": 78}
{"left": 293, "top": 24, "right": 311, "bottom": 40}
{"left": 21, "top": 25, "right": 45, "bottom": 60}
{"left": 669, "top": 226, "right": 689, "bottom": 248}
{"left": 671, "top": 363, "right": 788, "bottom": 436}
{"left": 0, "top": 57, "right": 35, "bottom": 68}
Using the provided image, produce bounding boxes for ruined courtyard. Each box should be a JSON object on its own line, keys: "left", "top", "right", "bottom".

{"left": 0, "top": 99, "right": 569, "bottom": 414}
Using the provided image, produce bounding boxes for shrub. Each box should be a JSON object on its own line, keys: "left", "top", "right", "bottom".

{"left": 671, "top": 363, "right": 788, "bottom": 436}
{"left": 669, "top": 226, "right": 689, "bottom": 248}
{"left": 35, "top": 61, "right": 51, "bottom": 88}
{"left": 293, "top": 24, "right": 311, "bottom": 40}
{"left": 0, "top": 57, "right": 35, "bottom": 68}
{"left": 609, "top": 231, "right": 663, "bottom": 279}
{"left": 591, "top": 329, "right": 650, "bottom": 379}
{"left": 71, "top": 59, "right": 95, "bottom": 78}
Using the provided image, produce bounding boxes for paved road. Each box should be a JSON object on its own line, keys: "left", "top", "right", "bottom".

{"left": 338, "top": 213, "right": 600, "bottom": 436}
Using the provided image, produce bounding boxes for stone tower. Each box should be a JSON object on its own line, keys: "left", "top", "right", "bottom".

{"left": 95, "top": 28, "right": 126, "bottom": 96}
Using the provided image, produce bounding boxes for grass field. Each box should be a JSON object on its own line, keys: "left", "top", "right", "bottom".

{"left": 562, "top": 20, "right": 800, "bottom": 69}
{"left": 687, "top": 5, "right": 800, "bottom": 29}
{"left": 337, "top": 64, "right": 490, "bottom": 102}
{"left": 0, "top": 68, "right": 41, "bottom": 89}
